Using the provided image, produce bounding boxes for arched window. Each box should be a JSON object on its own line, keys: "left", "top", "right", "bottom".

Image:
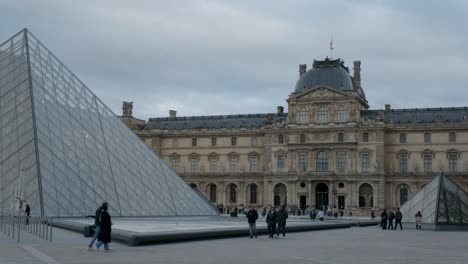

{"left": 209, "top": 184, "right": 217, "bottom": 203}
{"left": 318, "top": 106, "right": 328, "bottom": 123}
{"left": 399, "top": 184, "right": 409, "bottom": 205}
{"left": 278, "top": 134, "right": 283, "bottom": 144}
{"left": 359, "top": 183, "right": 373, "bottom": 208}
{"left": 338, "top": 133, "right": 344, "bottom": 143}
{"left": 300, "top": 133, "right": 306, "bottom": 143}
{"left": 316, "top": 151, "right": 328, "bottom": 172}
{"left": 337, "top": 106, "right": 346, "bottom": 122}
{"left": 229, "top": 184, "right": 237, "bottom": 203}
{"left": 298, "top": 107, "right": 308, "bottom": 124}
{"left": 249, "top": 184, "right": 257, "bottom": 204}
{"left": 363, "top": 132, "right": 369, "bottom": 142}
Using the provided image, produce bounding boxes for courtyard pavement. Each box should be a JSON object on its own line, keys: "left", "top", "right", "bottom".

{"left": 1, "top": 223, "right": 467, "bottom": 264}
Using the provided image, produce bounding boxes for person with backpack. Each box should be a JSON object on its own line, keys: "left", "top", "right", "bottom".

{"left": 395, "top": 208, "right": 403, "bottom": 230}
{"left": 246, "top": 208, "right": 258, "bottom": 238}
{"left": 266, "top": 207, "right": 277, "bottom": 238}
{"left": 96, "top": 202, "right": 112, "bottom": 251}
{"left": 88, "top": 202, "right": 107, "bottom": 249}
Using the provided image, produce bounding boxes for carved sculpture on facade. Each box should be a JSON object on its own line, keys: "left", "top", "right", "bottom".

{"left": 122, "top": 101, "right": 133, "bottom": 117}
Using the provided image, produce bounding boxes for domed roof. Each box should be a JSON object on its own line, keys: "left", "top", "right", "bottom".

{"left": 294, "top": 58, "right": 365, "bottom": 98}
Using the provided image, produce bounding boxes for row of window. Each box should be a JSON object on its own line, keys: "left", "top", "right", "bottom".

{"left": 203, "top": 184, "right": 258, "bottom": 204}
{"left": 399, "top": 154, "right": 458, "bottom": 173}
{"left": 172, "top": 156, "right": 259, "bottom": 174}
{"left": 297, "top": 106, "right": 347, "bottom": 124}
{"left": 400, "top": 132, "right": 456, "bottom": 144}
{"left": 191, "top": 137, "right": 257, "bottom": 147}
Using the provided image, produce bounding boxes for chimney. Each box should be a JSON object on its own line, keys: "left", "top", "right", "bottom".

{"left": 353, "top": 60, "right": 361, "bottom": 90}
{"left": 277, "top": 106, "right": 284, "bottom": 114}
{"left": 385, "top": 104, "right": 391, "bottom": 110}
{"left": 299, "top": 64, "right": 307, "bottom": 77}
{"left": 169, "top": 110, "right": 177, "bottom": 118}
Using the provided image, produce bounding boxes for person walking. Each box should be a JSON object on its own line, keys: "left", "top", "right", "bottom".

{"left": 415, "top": 211, "right": 422, "bottom": 230}
{"left": 310, "top": 207, "right": 316, "bottom": 221}
{"left": 317, "top": 209, "right": 324, "bottom": 221}
{"left": 387, "top": 209, "right": 395, "bottom": 230}
{"left": 246, "top": 208, "right": 258, "bottom": 238}
{"left": 395, "top": 208, "right": 403, "bottom": 230}
{"left": 96, "top": 203, "right": 112, "bottom": 251}
{"left": 265, "top": 207, "right": 277, "bottom": 239}
{"left": 276, "top": 205, "right": 288, "bottom": 239}
{"left": 380, "top": 209, "right": 388, "bottom": 230}
{"left": 25, "top": 204, "right": 31, "bottom": 225}
{"left": 88, "top": 202, "right": 105, "bottom": 249}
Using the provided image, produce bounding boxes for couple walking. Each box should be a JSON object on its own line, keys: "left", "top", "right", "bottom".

{"left": 88, "top": 202, "right": 112, "bottom": 251}
{"left": 265, "top": 205, "right": 288, "bottom": 239}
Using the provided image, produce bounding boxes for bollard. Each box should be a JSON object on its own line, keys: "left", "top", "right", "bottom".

{"left": 42, "top": 217, "right": 46, "bottom": 239}
{"left": 45, "top": 217, "right": 49, "bottom": 240}
{"left": 17, "top": 215, "right": 21, "bottom": 243}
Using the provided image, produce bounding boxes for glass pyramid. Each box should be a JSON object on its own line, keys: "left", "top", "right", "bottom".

{"left": 400, "top": 175, "right": 468, "bottom": 227}
{"left": 0, "top": 29, "right": 217, "bottom": 217}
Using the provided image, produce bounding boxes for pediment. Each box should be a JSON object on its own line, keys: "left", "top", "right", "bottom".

{"left": 295, "top": 86, "right": 351, "bottom": 100}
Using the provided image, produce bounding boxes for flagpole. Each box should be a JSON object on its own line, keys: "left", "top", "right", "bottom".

{"left": 330, "top": 34, "right": 333, "bottom": 59}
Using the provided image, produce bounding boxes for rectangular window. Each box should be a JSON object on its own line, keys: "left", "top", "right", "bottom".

{"left": 400, "top": 133, "right": 406, "bottom": 144}
{"left": 449, "top": 154, "right": 457, "bottom": 173}
{"left": 211, "top": 137, "right": 216, "bottom": 146}
{"left": 337, "top": 153, "right": 346, "bottom": 173}
{"left": 449, "top": 132, "right": 456, "bottom": 143}
{"left": 399, "top": 154, "right": 408, "bottom": 173}
{"left": 231, "top": 137, "right": 237, "bottom": 146}
{"left": 192, "top": 138, "right": 197, "bottom": 147}
{"left": 230, "top": 159, "right": 237, "bottom": 173}
{"left": 171, "top": 158, "right": 178, "bottom": 172}
{"left": 424, "top": 133, "right": 431, "bottom": 143}
{"left": 298, "top": 153, "right": 308, "bottom": 172}
{"left": 191, "top": 158, "right": 198, "bottom": 173}
{"left": 277, "top": 155, "right": 285, "bottom": 173}
{"left": 210, "top": 159, "right": 217, "bottom": 173}
{"left": 299, "top": 110, "right": 308, "bottom": 124}
{"left": 250, "top": 157, "right": 257, "bottom": 173}
{"left": 424, "top": 154, "right": 432, "bottom": 173}
{"left": 251, "top": 137, "right": 257, "bottom": 146}
{"left": 362, "top": 154, "right": 369, "bottom": 172}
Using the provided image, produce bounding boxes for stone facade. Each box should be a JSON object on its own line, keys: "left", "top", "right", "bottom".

{"left": 123, "top": 58, "right": 468, "bottom": 215}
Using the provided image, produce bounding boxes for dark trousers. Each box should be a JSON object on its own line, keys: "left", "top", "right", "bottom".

{"left": 277, "top": 223, "right": 286, "bottom": 237}
{"left": 381, "top": 220, "right": 387, "bottom": 230}
{"left": 268, "top": 224, "right": 276, "bottom": 237}
{"left": 388, "top": 219, "right": 394, "bottom": 230}
{"left": 395, "top": 220, "right": 402, "bottom": 230}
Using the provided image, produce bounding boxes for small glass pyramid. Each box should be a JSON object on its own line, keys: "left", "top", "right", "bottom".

{"left": 0, "top": 29, "right": 217, "bottom": 217}
{"left": 400, "top": 175, "right": 468, "bottom": 227}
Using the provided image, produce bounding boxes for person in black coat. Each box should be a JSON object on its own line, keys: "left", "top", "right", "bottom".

{"left": 96, "top": 203, "right": 111, "bottom": 251}
{"left": 25, "top": 204, "right": 31, "bottom": 225}
{"left": 266, "top": 207, "right": 277, "bottom": 238}
{"left": 246, "top": 208, "right": 258, "bottom": 238}
{"left": 381, "top": 209, "right": 388, "bottom": 230}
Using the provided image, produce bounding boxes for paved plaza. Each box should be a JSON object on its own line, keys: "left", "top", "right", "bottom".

{"left": 1, "top": 223, "right": 467, "bottom": 264}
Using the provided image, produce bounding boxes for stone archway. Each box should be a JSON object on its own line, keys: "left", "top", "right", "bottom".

{"left": 359, "top": 183, "right": 373, "bottom": 208}
{"left": 226, "top": 183, "right": 238, "bottom": 204}
{"left": 205, "top": 183, "right": 217, "bottom": 203}
{"left": 315, "top": 183, "right": 329, "bottom": 210}
{"left": 246, "top": 183, "right": 258, "bottom": 205}
{"left": 273, "top": 183, "right": 287, "bottom": 206}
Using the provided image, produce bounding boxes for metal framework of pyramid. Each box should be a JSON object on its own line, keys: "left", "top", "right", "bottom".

{"left": 0, "top": 29, "right": 217, "bottom": 217}
{"left": 400, "top": 175, "right": 468, "bottom": 227}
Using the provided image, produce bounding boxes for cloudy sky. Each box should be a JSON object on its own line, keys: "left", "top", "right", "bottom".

{"left": 1, "top": 0, "right": 467, "bottom": 120}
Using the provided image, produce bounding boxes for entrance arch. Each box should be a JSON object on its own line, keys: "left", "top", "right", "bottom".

{"left": 273, "top": 183, "right": 287, "bottom": 206}
{"left": 205, "top": 183, "right": 217, "bottom": 203}
{"left": 359, "top": 183, "right": 373, "bottom": 208}
{"left": 226, "top": 183, "right": 238, "bottom": 204}
{"left": 246, "top": 183, "right": 258, "bottom": 205}
{"left": 315, "top": 183, "right": 329, "bottom": 210}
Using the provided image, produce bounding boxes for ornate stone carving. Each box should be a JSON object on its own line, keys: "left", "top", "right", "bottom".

{"left": 122, "top": 101, "right": 133, "bottom": 117}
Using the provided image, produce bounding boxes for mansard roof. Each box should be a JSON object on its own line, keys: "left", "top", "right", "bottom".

{"left": 362, "top": 107, "right": 468, "bottom": 124}
{"left": 146, "top": 113, "right": 287, "bottom": 130}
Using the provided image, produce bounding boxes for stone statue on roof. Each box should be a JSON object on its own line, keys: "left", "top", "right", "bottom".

{"left": 122, "top": 101, "right": 133, "bottom": 117}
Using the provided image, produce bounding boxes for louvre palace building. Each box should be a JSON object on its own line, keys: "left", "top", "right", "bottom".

{"left": 122, "top": 57, "right": 468, "bottom": 215}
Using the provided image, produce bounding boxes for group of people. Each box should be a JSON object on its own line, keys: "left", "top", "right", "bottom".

{"left": 88, "top": 202, "right": 112, "bottom": 251}
{"left": 308, "top": 208, "right": 325, "bottom": 221}
{"left": 246, "top": 205, "right": 289, "bottom": 239}
{"left": 379, "top": 208, "right": 404, "bottom": 230}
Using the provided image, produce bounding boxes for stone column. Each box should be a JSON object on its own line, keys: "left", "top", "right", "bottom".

{"left": 307, "top": 182, "right": 312, "bottom": 208}
{"left": 328, "top": 181, "right": 334, "bottom": 208}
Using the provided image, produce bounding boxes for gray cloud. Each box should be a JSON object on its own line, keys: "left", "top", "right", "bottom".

{"left": 1, "top": 0, "right": 467, "bottom": 119}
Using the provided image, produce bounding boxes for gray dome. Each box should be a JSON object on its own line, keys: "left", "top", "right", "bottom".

{"left": 294, "top": 58, "right": 365, "bottom": 98}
